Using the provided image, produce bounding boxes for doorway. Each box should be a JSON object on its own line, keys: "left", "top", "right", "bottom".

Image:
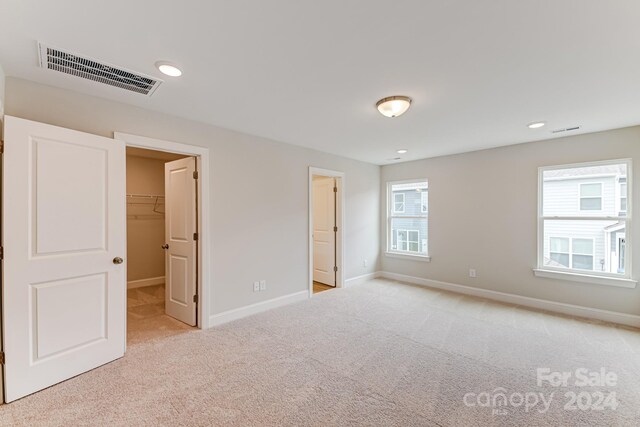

{"left": 125, "top": 147, "right": 196, "bottom": 344}
{"left": 308, "top": 167, "right": 345, "bottom": 296}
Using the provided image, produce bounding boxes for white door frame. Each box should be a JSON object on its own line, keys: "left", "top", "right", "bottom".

{"left": 114, "top": 132, "right": 212, "bottom": 329}
{"left": 309, "top": 167, "right": 345, "bottom": 297}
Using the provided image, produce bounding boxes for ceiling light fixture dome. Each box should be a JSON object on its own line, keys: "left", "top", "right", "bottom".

{"left": 527, "top": 121, "right": 546, "bottom": 129}
{"left": 155, "top": 61, "right": 182, "bottom": 77}
{"left": 396, "top": 149, "right": 408, "bottom": 154}
{"left": 376, "top": 96, "right": 412, "bottom": 118}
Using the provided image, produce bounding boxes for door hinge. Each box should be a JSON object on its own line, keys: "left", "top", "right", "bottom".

{"left": 193, "top": 294, "right": 198, "bottom": 304}
{"left": 193, "top": 232, "right": 198, "bottom": 241}
{"left": 0, "top": 140, "right": 4, "bottom": 154}
{"left": 0, "top": 246, "right": 3, "bottom": 260}
{"left": 0, "top": 351, "right": 5, "bottom": 365}
{"left": 333, "top": 186, "right": 337, "bottom": 193}
{"left": 333, "top": 226, "right": 338, "bottom": 232}
{"left": 193, "top": 171, "right": 199, "bottom": 179}
{"left": 334, "top": 266, "right": 338, "bottom": 272}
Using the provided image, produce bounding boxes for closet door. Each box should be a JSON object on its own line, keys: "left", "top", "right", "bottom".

{"left": 164, "top": 157, "right": 197, "bottom": 326}
{"left": 2, "top": 116, "right": 126, "bottom": 402}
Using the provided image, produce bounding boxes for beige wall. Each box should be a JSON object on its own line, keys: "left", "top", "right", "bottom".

{"left": 381, "top": 126, "right": 640, "bottom": 315}
{"left": 126, "top": 155, "right": 166, "bottom": 284}
{"left": 5, "top": 78, "right": 381, "bottom": 315}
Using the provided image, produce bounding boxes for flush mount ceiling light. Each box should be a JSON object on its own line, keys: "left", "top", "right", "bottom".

{"left": 155, "top": 61, "right": 182, "bottom": 77}
{"left": 376, "top": 96, "right": 412, "bottom": 118}
{"left": 527, "top": 121, "right": 546, "bottom": 129}
{"left": 396, "top": 149, "right": 408, "bottom": 154}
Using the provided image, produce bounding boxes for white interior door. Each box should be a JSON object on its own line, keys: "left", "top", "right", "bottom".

{"left": 312, "top": 177, "right": 336, "bottom": 286}
{"left": 164, "top": 157, "right": 197, "bottom": 326}
{"left": 2, "top": 116, "right": 126, "bottom": 402}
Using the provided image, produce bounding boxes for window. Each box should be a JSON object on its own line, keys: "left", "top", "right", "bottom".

{"left": 579, "top": 183, "right": 602, "bottom": 211}
{"left": 393, "top": 193, "right": 405, "bottom": 213}
{"left": 538, "top": 160, "right": 631, "bottom": 282}
{"left": 387, "top": 180, "right": 428, "bottom": 257}
{"left": 620, "top": 180, "right": 627, "bottom": 213}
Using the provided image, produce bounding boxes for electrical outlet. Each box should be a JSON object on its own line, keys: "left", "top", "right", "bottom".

{"left": 469, "top": 269, "right": 477, "bottom": 278}
{"left": 363, "top": 259, "right": 368, "bottom": 267}
{"left": 259, "top": 280, "right": 267, "bottom": 291}
{"left": 253, "top": 281, "right": 260, "bottom": 292}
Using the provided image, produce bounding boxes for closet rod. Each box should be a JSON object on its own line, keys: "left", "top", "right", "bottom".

{"left": 126, "top": 194, "right": 165, "bottom": 198}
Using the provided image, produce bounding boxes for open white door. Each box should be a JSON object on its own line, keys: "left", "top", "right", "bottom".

{"left": 2, "top": 116, "right": 126, "bottom": 402}
{"left": 312, "top": 177, "right": 336, "bottom": 286}
{"left": 164, "top": 157, "right": 197, "bottom": 326}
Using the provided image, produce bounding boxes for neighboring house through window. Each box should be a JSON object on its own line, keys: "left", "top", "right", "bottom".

{"left": 538, "top": 160, "right": 630, "bottom": 280}
{"left": 393, "top": 193, "right": 405, "bottom": 213}
{"left": 387, "top": 180, "right": 428, "bottom": 257}
{"left": 579, "top": 182, "right": 603, "bottom": 211}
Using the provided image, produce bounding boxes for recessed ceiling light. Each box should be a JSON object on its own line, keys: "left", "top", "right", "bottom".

{"left": 397, "top": 149, "right": 408, "bottom": 154}
{"left": 155, "top": 61, "right": 182, "bottom": 77}
{"left": 527, "top": 121, "right": 546, "bottom": 129}
{"left": 376, "top": 96, "right": 412, "bottom": 118}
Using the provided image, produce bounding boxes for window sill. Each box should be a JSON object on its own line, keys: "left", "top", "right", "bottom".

{"left": 533, "top": 269, "right": 637, "bottom": 289}
{"left": 384, "top": 252, "right": 431, "bottom": 262}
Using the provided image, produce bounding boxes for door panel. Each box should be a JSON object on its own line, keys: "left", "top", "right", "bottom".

{"left": 312, "top": 177, "right": 336, "bottom": 285}
{"left": 164, "top": 157, "right": 197, "bottom": 326}
{"left": 2, "top": 116, "right": 126, "bottom": 402}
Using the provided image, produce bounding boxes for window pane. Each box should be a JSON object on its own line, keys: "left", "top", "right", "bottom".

{"left": 390, "top": 217, "right": 427, "bottom": 255}
{"left": 542, "top": 163, "right": 626, "bottom": 217}
{"left": 620, "top": 198, "right": 627, "bottom": 212}
{"left": 580, "top": 183, "right": 602, "bottom": 197}
{"left": 572, "top": 238, "right": 593, "bottom": 255}
{"left": 550, "top": 252, "right": 570, "bottom": 267}
{"left": 550, "top": 237, "right": 569, "bottom": 253}
{"left": 580, "top": 198, "right": 602, "bottom": 211}
{"left": 391, "top": 182, "right": 427, "bottom": 217}
{"left": 543, "top": 219, "right": 622, "bottom": 274}
{"left": 572, "top": 255, "right": 594, "bottom": 270}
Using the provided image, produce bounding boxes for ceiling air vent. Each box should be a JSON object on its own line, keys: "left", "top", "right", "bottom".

{"left": 552, "top": 126, "right": 581, "bottom": 134}
{"left": 38, "top": 43, "right": 162, "bottom": 96}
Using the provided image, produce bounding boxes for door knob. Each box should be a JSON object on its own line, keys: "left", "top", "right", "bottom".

{"left": 113, "top": 257, "right": 124, "bottom": 264}
{"left": 162, "top": 244, "right": 169, "bottom": 249}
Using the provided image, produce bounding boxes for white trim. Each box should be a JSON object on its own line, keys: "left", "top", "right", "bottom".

{"left": 344, "top": 272, "right": 382, "bottom": 287}
{"left": 533, "top": 269, "right": 637, "bottom": 288}
{"left": 384, "top": 251, "right": 431, "bottom": 262}
{"left": 309, "top": 167, "right": 345, "bottom": 298}
{"left": 379, "top": 272, "right": 640, "bottom": 328}
{"left": 209, "top": 291, "right": 308, "bottom": 326}
{"left": 114, "top": 132, "right": 212, "bottom": 329}
{"left": 127, "top": 276, "right": 165, "bottom": 289}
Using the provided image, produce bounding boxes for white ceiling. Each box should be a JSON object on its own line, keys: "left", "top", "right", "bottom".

{"left": 1, "top": 1, "right": 639, "bottom": 165}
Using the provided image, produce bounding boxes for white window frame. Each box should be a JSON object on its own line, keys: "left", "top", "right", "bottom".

{"left": 386, "top": 180, "right": 430, "bottom": 261}
{"left": 421, "top": 191, "right": 428, "bottom": 213}
{"left": 393, "top": 193, "right": 405, "bottom": 213}
{"left": 579, "top": 182, "right": 603, "bottom": 211}
{"left": 535, "top": 159, "right": 636, "bottom": 288}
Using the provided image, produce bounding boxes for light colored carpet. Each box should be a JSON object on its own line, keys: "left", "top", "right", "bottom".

{"left": 2, "top": 278, "right": 640, "bottom": 426}
{"left": 126, "top": 284, "right": 193, "bottom": 345}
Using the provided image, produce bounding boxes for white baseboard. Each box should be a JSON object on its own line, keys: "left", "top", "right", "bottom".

{"left": 209, "top": 290, "right": 309, "bottom": 327}
{"left": 127, "top": 276, "right": 165, "bottom": 289}
{"left": 379, "top": 271, "right": 640, "bottom": 328}
{"left": 344, "top": 271, "right": 382, "bottom": 287}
